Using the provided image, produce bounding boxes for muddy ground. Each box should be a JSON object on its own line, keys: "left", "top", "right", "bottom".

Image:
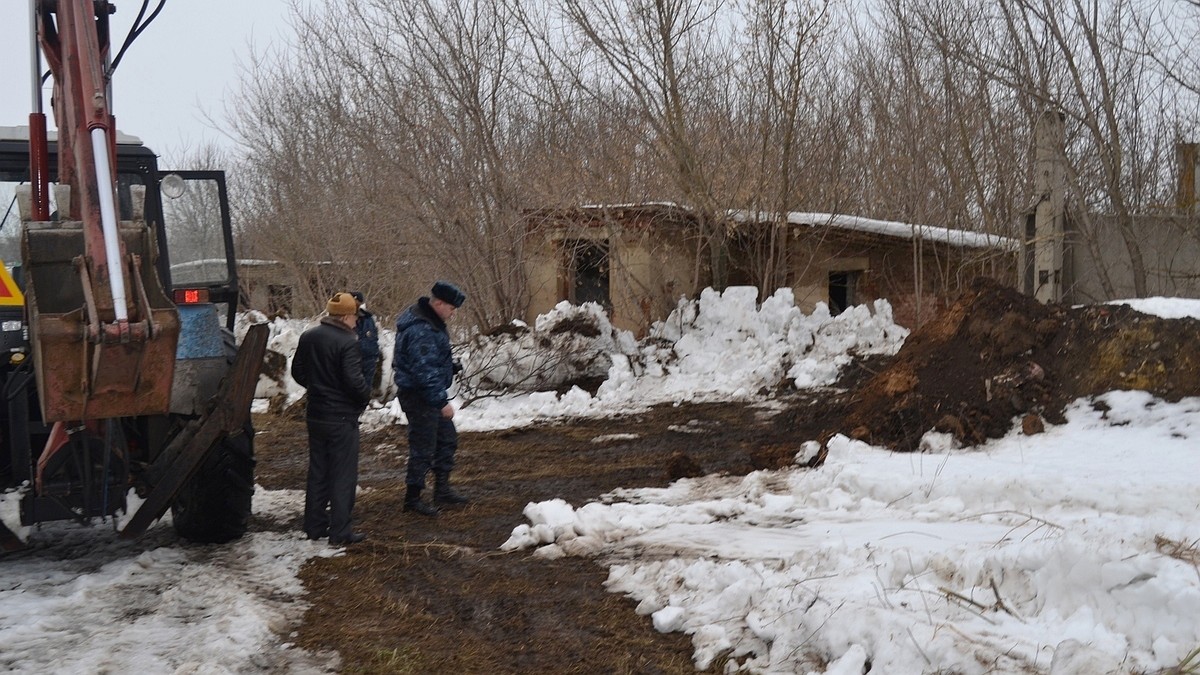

{"left": 253, "top": 382, "right": 864, "bottom": 674}
{"left": 254, "top": 279, "right": 1200, "bottom": 673}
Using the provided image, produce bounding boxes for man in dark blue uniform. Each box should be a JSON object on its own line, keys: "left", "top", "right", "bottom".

{"left": 392, "top": 281, "right": 468, "bottom": 516}
{"left": 291, "top": 292, "right": 372, "bottom": 544}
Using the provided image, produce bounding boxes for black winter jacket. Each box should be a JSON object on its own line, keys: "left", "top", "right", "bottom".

{"left": 292, "top": 317, "right": 371, "bottom": 420}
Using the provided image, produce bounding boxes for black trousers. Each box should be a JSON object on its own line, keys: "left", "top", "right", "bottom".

{"left": 398, "top": 390, "right": 458, "bottom": 490}
{"left": 304, "top": 417, "right": 360, "bottom": 540}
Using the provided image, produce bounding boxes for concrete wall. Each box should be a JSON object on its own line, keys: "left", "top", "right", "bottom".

{"left": 524, "top": 221, "right": 697, "bottom": 335}
{"left": 608, "top": 228, "right": 696, "bottom": 334}
{"left": 237, "top": 262, "right": 293, "bottom": 314}
{"left": 1067, "top": 214, "right": 1200, "bottom": 302}
{"left": 784, "top": 228, "right": 1015, "bottom": 328}
{"left": 524, "top": 233, "right": 561, "bottom": 326}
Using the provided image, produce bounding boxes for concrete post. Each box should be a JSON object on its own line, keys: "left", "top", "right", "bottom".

{"left": 1031, "top": 110, "right": 1067, "bottom": 303}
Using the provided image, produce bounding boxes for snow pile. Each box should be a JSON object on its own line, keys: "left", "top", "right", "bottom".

{"left": 643, "top": 287, "right": 907, "bottom": 395}
{"left": 502, "top": 390, "right": 1200, "bottom": 673}
{"left": 238, "top": 311, "right": 304, "bottom": 403}
{"left": 254, "top": 287, "right": 907, "bottom": 431}
{"left": 242, "top": 310, "right": 396, "bottom": 410}
{"left": 460, "top": 301, "right": 636, "bottom": 392}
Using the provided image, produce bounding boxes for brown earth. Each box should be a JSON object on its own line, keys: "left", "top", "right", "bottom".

{"left": 842, "top": 277, "right": 1200, "bottom": 452}
{"left": 252, "top": 383, "right": 862, "bottom": 674}
{"left": 253, "top": 278, "right": 1200, "bottom": 673}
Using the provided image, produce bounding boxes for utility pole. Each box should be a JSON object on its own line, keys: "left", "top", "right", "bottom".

{"left": 1027, "top": 110, "right": 1067, "bottom": 303}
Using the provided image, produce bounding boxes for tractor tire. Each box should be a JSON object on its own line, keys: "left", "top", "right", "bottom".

{"left": 171, "top": 426, "right": 255, "bottom": 544}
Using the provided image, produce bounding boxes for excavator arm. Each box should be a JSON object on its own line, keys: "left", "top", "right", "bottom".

{"left": 27, "top": 0, "right": 178, "bottom": 422}
{"left": 0, "top": 0, "right": 269, "bottom": 549}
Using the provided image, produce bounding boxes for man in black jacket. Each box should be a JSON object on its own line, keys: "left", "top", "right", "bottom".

{"left": 291, "top": 292, "right": 372, "bottom": 544}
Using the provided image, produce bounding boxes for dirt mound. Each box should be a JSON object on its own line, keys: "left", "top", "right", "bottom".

{"left": 842, "top": 277, "right": 1200, "bottom": 452}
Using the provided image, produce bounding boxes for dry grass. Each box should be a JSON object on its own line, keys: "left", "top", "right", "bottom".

{"left": 1155, "top": 535, "right": 1200, "bottom": 566}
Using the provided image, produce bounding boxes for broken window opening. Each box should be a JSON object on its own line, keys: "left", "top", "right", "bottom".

{"left": 829, "top": 270, "right": 860, "bottom": 315}
{"left": 565, "top": 239, "right": 610, "bottom": 308}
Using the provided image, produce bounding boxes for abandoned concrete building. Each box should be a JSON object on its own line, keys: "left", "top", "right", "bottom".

{"left": 523, "top": 204, "right": 1018, "bottom": 334}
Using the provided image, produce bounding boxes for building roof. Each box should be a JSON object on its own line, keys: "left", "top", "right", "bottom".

{"left": 529, "top": 202, "right": 1019, "bottom": 252}
{"left": 730, "top": 210, "right": 1020, "bottom": 251}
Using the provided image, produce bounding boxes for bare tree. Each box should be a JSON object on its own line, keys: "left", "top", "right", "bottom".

{"left": 550, "top": 0, "right": 739, "bottom": 291}
{"left": 349, "top": 0, "right": 534, "bottom": 326}
{"left": 726, "top": 0, "right": 837, "bottom": 294}
{"left": 229, "top": 0, "right": 541, "bottom": 322}
{"left": 225, "top": 22, "right": 405, "bottom": 314}
{"left": 849, "top": 0, "right": 1028, "bottom": 315}
{"left": 906, "top": 0, "right": 1189, "bottom": 298}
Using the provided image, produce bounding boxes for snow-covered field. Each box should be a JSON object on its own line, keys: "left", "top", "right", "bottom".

{"left": 3, "top": 289, "right": 1199, "bottom": 674}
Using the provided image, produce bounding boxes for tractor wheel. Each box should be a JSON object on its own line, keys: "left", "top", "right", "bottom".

{"left": 171, "top": 426, "right": 255, "bottom": 543}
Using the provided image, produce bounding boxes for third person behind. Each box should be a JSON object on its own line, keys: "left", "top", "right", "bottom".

{"left": 350, "top": 291, "right": 380, "bottom": 393}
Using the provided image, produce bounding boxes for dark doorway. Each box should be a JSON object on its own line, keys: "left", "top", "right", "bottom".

{"left": 566, "top": 239, "right": 610, "bottom": 307}
{"left": 828, "top": 270, "right": 860, "bottom": 315}
{"left": 268, "top": 284, "right": 293, "bottom": 316}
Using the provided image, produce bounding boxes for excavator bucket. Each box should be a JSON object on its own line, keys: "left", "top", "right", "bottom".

{"left": 21, "top": 222, "right": 180, "bottom": 422}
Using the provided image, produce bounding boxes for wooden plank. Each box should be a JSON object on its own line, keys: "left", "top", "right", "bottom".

{"left": 119, "top": 324, "right": 268, "bottom": 539}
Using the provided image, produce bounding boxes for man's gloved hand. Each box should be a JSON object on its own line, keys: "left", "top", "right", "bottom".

{"left": 452, "top": 359, "right": 463, "bottom": 374}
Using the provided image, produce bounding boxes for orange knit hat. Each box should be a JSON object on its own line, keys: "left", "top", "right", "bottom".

{"left": 326, "top": 292, "right": 357, "bottom": 316}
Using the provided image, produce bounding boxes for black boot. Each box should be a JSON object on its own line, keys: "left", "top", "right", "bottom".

{"left": 403, "top": 486, "right": 439, "bottom": 517}
{"left": 434, "top": 474, "right": 470, "bottom": 505}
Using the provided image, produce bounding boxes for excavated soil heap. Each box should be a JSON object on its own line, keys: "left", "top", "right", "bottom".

{"left": 842, "top": 277, "right": 1200, "bottom": 452}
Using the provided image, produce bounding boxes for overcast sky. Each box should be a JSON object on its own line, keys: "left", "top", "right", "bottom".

{"left": 0, "top": 0, "right": 306, "bottom": 163}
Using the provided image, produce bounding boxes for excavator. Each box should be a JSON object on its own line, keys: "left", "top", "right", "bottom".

{"left": 0, "top": 0, "right": 268, "bottom": 551}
